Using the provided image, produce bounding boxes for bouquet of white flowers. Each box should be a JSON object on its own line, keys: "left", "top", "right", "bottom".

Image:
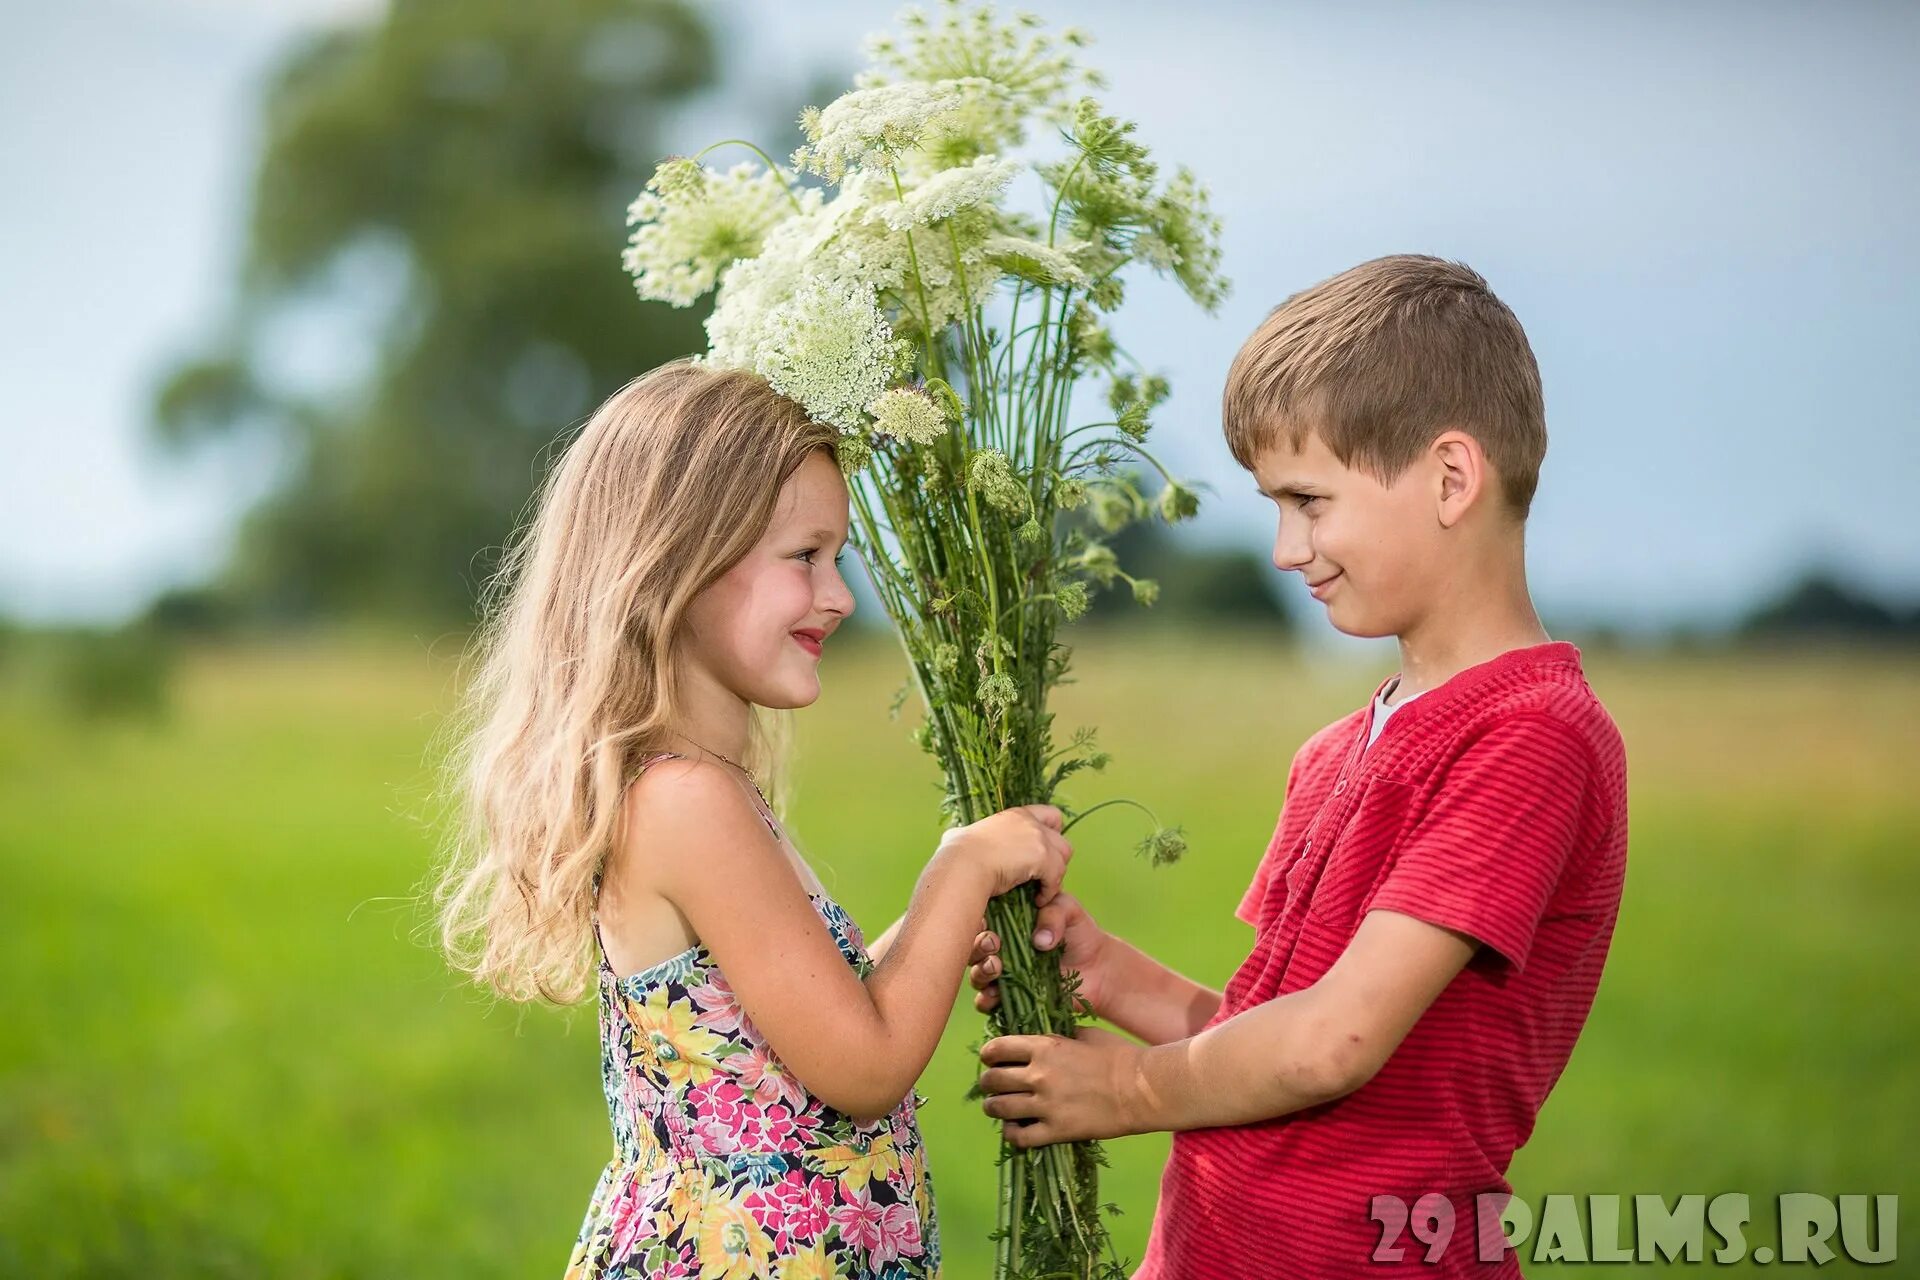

{"left": 624, "top": 5, "right": 1226, "bottom": 1275}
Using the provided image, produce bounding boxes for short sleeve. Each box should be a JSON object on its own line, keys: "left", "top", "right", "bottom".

{"left": 1235, "top": 811, "right": 1288, "bottom": 927}
{"left": 1367, "top": 715, "right": 1592, "bottom": 972}
{"left": 1235, "top": 744, "right": 1310, "bottom": 927}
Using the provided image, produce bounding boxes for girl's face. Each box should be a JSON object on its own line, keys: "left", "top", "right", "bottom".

{"left": 681, "top": 449, "right": 857, "bottom": 711}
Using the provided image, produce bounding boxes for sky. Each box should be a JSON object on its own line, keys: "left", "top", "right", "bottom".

{"left": 4, "top": 0, "right": 1917, "bottom": 642}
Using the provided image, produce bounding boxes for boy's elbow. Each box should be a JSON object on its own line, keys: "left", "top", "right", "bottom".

{"left": 1313, "top": 1037, "right": 1383, "bottom": 1101}
{"left": 1285, "top": 1009, "right": 1386, "bottom": 1104}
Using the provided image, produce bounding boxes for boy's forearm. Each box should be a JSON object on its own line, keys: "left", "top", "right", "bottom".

{"left": 1128, "top": 987, "right": 1353, "bottom": 1132}
{"left": 1098, "top": 935, "right": 1223, "bottom": 1046}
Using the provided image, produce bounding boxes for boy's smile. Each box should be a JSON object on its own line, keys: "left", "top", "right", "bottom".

{"left": 1250, "top": 428, "right": 1433, "bottom": 638}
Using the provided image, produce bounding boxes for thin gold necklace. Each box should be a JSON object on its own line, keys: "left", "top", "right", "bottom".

{"left": 675, "top": 735, "right": 766, "bottom": 800}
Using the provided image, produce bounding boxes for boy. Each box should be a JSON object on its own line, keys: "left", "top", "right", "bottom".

{"left": 970, "top": 255, "right": 1629, "bottom": 1277}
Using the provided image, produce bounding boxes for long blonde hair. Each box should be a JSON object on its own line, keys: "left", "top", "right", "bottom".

{"left": 437, "top": 360, "right": 840, "bottom": 1003}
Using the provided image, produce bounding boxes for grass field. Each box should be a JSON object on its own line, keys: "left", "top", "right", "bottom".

{"left": 2, "top": 630, "right": 1916, "bottom": 1277}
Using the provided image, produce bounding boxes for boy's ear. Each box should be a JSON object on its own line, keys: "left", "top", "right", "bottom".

{"left": 1431, "top": 431, "right": 1486, "bottom": 527}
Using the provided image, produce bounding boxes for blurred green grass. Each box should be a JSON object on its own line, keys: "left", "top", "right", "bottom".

{"left": 2, "top": 630, "right": 1916, "bottom": 1277}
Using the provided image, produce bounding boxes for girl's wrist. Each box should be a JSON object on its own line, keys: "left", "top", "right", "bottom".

{"left": 924, "top": 841, "right": 993, "bottom": 908}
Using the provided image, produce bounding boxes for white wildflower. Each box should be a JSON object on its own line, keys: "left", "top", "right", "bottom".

{"left": 857, "top": 0, "right": 1101, "bottom": 159}
{"left": 1145, "top": 166, "right": 1229, "bottom": 312}
{"left": 979, "top": 234, "right": 1087, "bottom": 286}
{"left": 868, "top": 387, "right": 949, "bottom": 446}
{"left": 967, "top": 448, "right": 1030, "bottom": 516}
{"left": 792, "top": 81, "right": 970, "bottom": 182}
{"left": 702, "top": 186, "right": 873, "bottom": 368}
{"left": 621, "top": 160, "right": 803, "bottom": 307}
{"left": 866, "top": 155, "right": 1021, "bottom": 231}
{"left": 750, "top": 277, "right": 911, "bottom": 432}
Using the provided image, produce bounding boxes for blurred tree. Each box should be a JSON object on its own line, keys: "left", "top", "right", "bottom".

{"left": 152, "top": 0, "right": 730, "bottom": 621}
{"left": 1066, "top": 471, "right": 1294, "bottom": 632}
{"left": 1080, "top": 514, "right": 1293, "bottom": 630}
{"left": 1736, "top": 567, "right": 1920, "bottom": 644}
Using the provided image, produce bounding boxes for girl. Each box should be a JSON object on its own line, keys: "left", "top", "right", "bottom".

{"left": 438, "top": 360, "right": 1069, "bottom": 1280}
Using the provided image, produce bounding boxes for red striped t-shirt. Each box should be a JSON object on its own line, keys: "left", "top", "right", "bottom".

{"left": 1134, "top": 640, "right": 1629, "bottom": 1279}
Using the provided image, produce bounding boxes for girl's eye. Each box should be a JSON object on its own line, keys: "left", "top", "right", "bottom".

{"left": 1296, "top": 494, "right": 1321, "bottom": 510}
{"left": 833, "top": 550, "right": 847, "bottom": 567}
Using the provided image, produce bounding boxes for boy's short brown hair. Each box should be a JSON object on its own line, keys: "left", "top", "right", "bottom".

{"left": 1222, "top": 254, "right": 1546, "bottom": 518}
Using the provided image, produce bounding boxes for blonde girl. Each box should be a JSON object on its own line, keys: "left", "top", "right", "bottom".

{"left": 438, "top": 360, "right": 1069, "bottom": 1279}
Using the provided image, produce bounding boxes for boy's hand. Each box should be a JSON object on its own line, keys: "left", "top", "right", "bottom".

{"left": 977, "top": 1026, "right": 1149, "bottom": 1148}
{"left": 966, "top": 890, "right": 1112, "bottom": 1016}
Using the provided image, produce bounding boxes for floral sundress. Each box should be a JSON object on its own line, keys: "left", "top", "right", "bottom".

{"left": 565, "top": 752, "right": 941, "bottom": 1280}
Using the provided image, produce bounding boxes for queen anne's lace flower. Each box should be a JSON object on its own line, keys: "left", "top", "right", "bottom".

{"left": 858, "top": 0, "right": 1101, "bottom": 163}
{"left": 967, "top": 449, "right": 1030, "bottom": 516}
{"left": 979, "top": 235, "right": 1087, "bottom": 286}
{"left": 621, "top": 161, "right": 803, "bottom": 307}
{"left": 1143, "top": 167, "right": 1228, "bottom": 312}
{"left": 866, "top": 156, "right": 1022, "bottom": 231}
{"left": 702, "top": 185, "right": 868, "bottom": 368}
{"left": 868, "top": 387, "right": 949, "bottom": 446}
{"left": 749, "top": 277, "right": 910, "bottom": 433}
{"left": 792, "top": 81, "right": 971, "bottom": 183}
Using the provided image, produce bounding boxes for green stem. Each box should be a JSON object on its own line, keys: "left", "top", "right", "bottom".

{"left": 691, "top": 139, "right": 807, "bottom": 216}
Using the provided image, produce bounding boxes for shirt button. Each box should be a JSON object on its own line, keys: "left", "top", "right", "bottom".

{"left": 1335, "top": 780, "right": 1346, "bottom": 795}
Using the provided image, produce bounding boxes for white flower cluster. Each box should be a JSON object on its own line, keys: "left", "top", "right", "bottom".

{"left": 620, "top": 0, "right": 1226, "bottom": 465}
{"left": 793, "top": 81, "right": 971, "bottom": 183}
{"left": 621, "top": 160, "right": 802, "bottom": 307}
{"left": 704, "top": 165, "right": 1005, "bottom": 379}
{"left": 858, "top": 0, "right": 1102, "bottom": 165}
{"left": 866, "top": 155, "right": 1021, "bottom": 231}
{"left": 749, "top": 277, "right": 911, "bottom": 433}
{"left": 868, "top": 387, "right": 949, "bottom": 446}
{"left": 979, "top": 234, "right": 1087, "bottom": 287}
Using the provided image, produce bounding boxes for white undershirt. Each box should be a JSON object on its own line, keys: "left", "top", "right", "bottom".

{"left": 1366, "top": 675, "right": 1425, "bottom": 750}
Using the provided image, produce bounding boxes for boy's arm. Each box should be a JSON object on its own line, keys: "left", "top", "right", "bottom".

{"left": 978, "top": 909, "right": 1475, "bottom": 1146}
{"left": 979, "top": 716, "right": 1596, "bottom": 1146}
{"left": 1127, "top": 909, "right": 1475, "bottom": 1130}
{"left": 1093, "top": 933, "right": 1222, "bottom": 1046}
{"left": 967, "top": 891, "right": 1221, "bottom": 1046}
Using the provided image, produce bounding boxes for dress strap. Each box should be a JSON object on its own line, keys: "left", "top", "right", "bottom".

{"left": 588, "top": 870, "right": 613, "bottom": 975}
{"left": 592, "top": 749, "right": 744, "bottom": 975}
{"left": 593, "top": 748, "right": 783, "bottom": 973}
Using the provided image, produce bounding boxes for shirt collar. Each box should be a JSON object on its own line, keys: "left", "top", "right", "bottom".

{"left": 1367, "top": 640, "right": 1583, "bottom": 729}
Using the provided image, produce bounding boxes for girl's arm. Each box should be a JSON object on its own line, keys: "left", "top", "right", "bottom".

{"left": 615, "top": 758, "right": 1060, "bottom": 1123}
{"left": 866, "top": 913, "right": 906, "bottom": 964}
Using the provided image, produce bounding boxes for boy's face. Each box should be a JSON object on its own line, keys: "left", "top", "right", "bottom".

{"left": 1251, "top": 428, "right": 1448, "bottom": 639}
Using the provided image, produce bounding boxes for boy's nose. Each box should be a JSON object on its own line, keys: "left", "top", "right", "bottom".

{"left": 1272, "top": 525, "right": 1314, "bottom": 573}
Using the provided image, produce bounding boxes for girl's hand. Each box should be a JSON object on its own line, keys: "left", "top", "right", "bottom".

{"left": 969, "top": 890, "right": 1113, "bottom": 1017}
{"left": 938, "top": 804, "right": 1072, "bottom": 904}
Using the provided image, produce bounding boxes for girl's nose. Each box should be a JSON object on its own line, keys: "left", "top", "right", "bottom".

{"left": 823, "top": 567, "right": 856, "bottom": 618}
